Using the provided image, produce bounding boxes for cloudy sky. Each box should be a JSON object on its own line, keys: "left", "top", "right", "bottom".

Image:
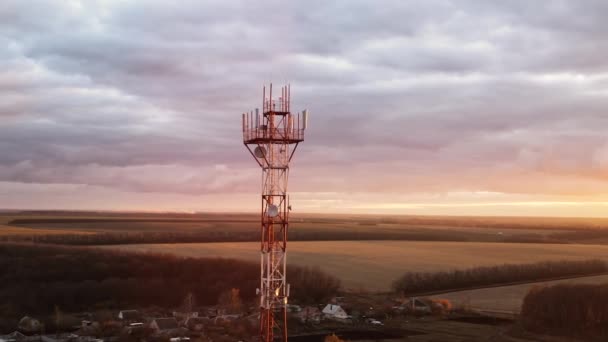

{"left": 2, "top": 1, "right": 608, "bottom": 216}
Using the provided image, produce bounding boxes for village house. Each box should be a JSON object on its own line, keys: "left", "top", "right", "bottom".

{"left": 117, "top": 310, "right": 142, "bottom": 324}
{"left": 125, "top": 322, "right": 145, "bottom": 336}
{"left": 184, "top": 317, "right": 206, "bottom": 332}
{"left": 74, "top": 320, "right": 101, "bottom": 337}
{"left": 322, "top": 304, "right": 348, "bottom": 320}
{"left": 0, "top": 331, "right": 39, "bottom": 342}
{"left": 172, "top": 311, "right": 198, "bottom": 323}
{"left": 212, "top": 314, "right": 240, "bottom": 325}
{"left": 169, "top": 338, "right": 190, "bottom": 342}
{"left": 410, "top": 297, "right": 432, "bottom": 313}
{"left": 40, "top": 334, "right": 102, "bottom": 342}
{"left": 149, "top": 318, "right": 180, "bottom": 335}
{"left": 295, "top": 307, "right": 321, "bottom": 324}
{"left": 0, "top": 331, "right": 25, "bottom": 342}
{"left": 286, "top": 304, "right": 301, "bottom": 313}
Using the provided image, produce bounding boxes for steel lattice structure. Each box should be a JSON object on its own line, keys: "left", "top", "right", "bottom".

{"left": 242, "top": 84, "right": 307, "bottom": 342}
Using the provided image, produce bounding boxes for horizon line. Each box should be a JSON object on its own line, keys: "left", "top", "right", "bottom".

{"left": 3, "top": 208, "right": 608, "bottom": 220}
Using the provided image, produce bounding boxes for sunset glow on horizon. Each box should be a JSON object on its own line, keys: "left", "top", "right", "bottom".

{"left": 2, "top": 1, "right": 608, "bottom": 218}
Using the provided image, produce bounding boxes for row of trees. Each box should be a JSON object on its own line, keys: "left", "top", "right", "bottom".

{"left": 548, "top": 229, "right": 608, "bottom": 243}
{"left": 392, "top": 259, "right": 608, "bottom": 294}
{"left": 10, "top": 228, "right": 608, "bottom": 245}
{"left": 0, "top": 243, "right": 340, "bottom": 333}
{"left": 522, "top": 283, "right": 608, "bottom": 340}
{"left": 11, "top": 213, "right": 608, "bottom": 230}
{"left": 0, "top": 229, "right": 483, "bottom": 245}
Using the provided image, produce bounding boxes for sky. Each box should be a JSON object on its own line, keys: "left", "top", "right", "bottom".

{"left": 1, "top": 1, "right": 608, "bottom": 217}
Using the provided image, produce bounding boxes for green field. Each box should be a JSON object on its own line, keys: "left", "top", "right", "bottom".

{"left": 101, "top": 241, "right": 608, "bottom": 291}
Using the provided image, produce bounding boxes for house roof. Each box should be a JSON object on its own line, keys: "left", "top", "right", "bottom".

{"left": 0, "top": 331, "right": 26, "bottom": 341}
{"left": 322, "top": 304, "right": 345, "bottom": 315}
{"left": 296, "top": 307, "right": 321, "bottom": 318}
{"left": 185, "top": 317, "right": 206, "bottom": 326}
{"left": 411, "top": 298, "right": 433, "bottom": 307}
{"left": 301, "top": 307, "right": 320, "bottom": 314}
{"left": 119, "top": 310, "right": 140, "bottom": 320}
{"left": 154, "top": 318, "right": 178, "bottom": 331}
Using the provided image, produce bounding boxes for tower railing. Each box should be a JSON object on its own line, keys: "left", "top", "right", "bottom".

{"left": 243, "top": 128, "right": 304, "bottom": 143}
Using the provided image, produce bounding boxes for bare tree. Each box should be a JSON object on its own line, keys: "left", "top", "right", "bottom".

{"left": 182, "top": 292, "right": 196, "bottom": 314}
{"left": 218, "top": 288, "right": 242, "bottom": 314}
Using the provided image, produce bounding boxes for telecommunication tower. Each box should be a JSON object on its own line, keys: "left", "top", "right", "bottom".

{"left": 242, "top": 84, "right": 307, "bottom": 342}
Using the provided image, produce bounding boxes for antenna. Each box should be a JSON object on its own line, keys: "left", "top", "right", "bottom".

{"left": 242, "top": 84, "right": 307, "bottom": 342}
{"left": 302, "top": 110, "right": 309, "bottom": 129}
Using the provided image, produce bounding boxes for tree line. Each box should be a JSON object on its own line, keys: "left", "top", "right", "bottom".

{"left": 0, "top": 243, "right": 340, "bottom": 333}
{"left": 392, "top": 259, "right": 608, "bottom": 295}
{"left": 522, "top": 282, "right": 608, "bottom": 340}
{"left": 0, "top": 230, "right": 477, "bottom": 245}
{"left": 7, "top": 224, "right": 608, "bottom": 246}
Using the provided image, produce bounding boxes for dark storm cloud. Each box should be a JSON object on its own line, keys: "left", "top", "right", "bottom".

{"left": 1, "top": 0, "right": 608, "bottom": 200}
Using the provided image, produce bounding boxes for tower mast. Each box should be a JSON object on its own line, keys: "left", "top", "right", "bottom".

{"left": 242, "top": 84, "right": 307, "bottom": 342}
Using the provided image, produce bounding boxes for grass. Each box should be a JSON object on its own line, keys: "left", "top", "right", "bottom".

{"left": 100, "top": 241, "right": 608, "bottom": 291}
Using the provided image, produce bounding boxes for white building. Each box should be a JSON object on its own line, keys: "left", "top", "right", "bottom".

{"left": 322, "top": 304, "right": 348, "bottom": 320}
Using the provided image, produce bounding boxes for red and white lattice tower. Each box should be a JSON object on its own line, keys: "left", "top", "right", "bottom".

{"left": 242, "top": 84, "right": 307, "bottom": 342}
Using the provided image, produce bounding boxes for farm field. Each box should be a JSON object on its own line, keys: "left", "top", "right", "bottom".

{"left": 6, "top": 219, "right": 571, "bottom": 236}
{"left": 4, "top": 212, "right": 608, "bottom": 245}
{"left": 100, "top": 241, "right": 608, "bottom": 291}
{"left": 431, "top": 274, "right": 608, "bottom": 313}
{"left": 0, "top": 215, "right": 96, "bottom": 236}
{"left": 7, "top": 211, "right": 608, "bottom": 233}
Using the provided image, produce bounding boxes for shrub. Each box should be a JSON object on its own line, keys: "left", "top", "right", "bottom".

{"left": 432, "top": 299, "right": 452, "bottom": 314}
{"left": 324, "top": 334, "right": 345, "bottom": 342}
